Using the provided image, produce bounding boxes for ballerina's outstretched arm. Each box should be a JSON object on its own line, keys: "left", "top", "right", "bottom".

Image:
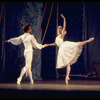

{"left": 60, "top": 13, "right": 66, "bottom": 33}
{"left": 45, "top": 42, "right": 56, "bottom": 47}
{"left": 59, "top": 14, "right": 67, "bottom": 39}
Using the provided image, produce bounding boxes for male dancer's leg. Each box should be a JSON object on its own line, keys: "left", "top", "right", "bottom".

{"left": 17, "top": 51, "right": 33, "bottom": 84}
{"left": 26, "top": 52, "right": 33, "bottom": 84}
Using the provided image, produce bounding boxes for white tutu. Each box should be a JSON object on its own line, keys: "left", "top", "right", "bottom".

{"left": 55, "top": 37, "right": 83, "bottom": 69}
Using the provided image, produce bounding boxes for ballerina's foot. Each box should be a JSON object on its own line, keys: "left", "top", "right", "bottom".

{"left": 88, "top": 37, "right": 94, "bottom": 42}
{"left": 65, "top": 77, "right": 70, "bottom": 85}
{"left": 65, "top": 79, "right": 68, "bottom": 85}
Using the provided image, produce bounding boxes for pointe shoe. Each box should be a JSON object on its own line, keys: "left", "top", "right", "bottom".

{"left": 88, "top": 37, "right": 94, "bottom": 42}
{"left": 65, "top": 76, "right": 70, "bottom": 85}
{"left": 17, "top": 78, "right": 21, "bottom": 85}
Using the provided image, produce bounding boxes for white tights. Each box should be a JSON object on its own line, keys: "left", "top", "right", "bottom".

{"left": 66, "top": 63, "right": 71, "bottom": 79}
{"left": 18, "top": 51, "right": 33, "bottom": 83}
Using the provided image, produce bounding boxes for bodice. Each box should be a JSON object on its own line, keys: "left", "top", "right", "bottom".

{"left": 55, "top": 37, "right": 63, "bottom": 47}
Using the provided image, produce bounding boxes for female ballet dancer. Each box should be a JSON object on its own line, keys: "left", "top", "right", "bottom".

{"left": 46, "top": 14, "right": 94, "bottom": 85}
{"left": 5, "top": 24, "right": 48, "bottom": 84}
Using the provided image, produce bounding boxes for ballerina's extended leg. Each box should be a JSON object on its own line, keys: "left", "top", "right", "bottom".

{"left": 79, "top": 37, "right": 94, "bottom": 46}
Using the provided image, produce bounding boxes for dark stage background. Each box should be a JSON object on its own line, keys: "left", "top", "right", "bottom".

{"left": 0, "top": 2, "right": 100, "bottom": 82}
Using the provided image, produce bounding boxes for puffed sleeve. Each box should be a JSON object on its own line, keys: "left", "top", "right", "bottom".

{"left": 62, "top": 30, "right": 67, "bottom": 34}
{"left": 59, "top": 30, "right": 67, "bottom": 37}
{"left": 7, "top": 36, "right": 22, "bottom": 45}
{"left": 31, "top": 35, "right": 44, "bottom": 49}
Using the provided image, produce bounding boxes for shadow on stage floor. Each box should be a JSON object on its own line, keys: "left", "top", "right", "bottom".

{"left": 0, "top": 76, "right": 100, "bottom": 99}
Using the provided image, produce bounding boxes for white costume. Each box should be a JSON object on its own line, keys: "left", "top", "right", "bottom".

{"left": 55, "top": 31, "right": 83, "bottom": 69}
{"left": 8, "top": 33, "right": 44, "bottom": 83}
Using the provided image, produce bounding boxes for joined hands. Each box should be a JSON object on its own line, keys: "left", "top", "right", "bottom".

{"left": 44, "top": 44, "right": 49, "bottom": 48}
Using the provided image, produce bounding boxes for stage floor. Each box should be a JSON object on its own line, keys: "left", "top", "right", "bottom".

{"left": 0, "top": 79, "right": 100, "bottom": 99}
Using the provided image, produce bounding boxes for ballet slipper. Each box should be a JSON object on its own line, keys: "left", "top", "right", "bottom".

{"left": 17, "top": 78, "right": 21, "bottom": 85}
{"left": 65, "top": 76, "right": 70, "bottom": 85}
{"left": 88, "top": 37, "right": 94, "bottom": 42}
{"left": 30, "top": 80, "right": 34, "bottom": 84}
